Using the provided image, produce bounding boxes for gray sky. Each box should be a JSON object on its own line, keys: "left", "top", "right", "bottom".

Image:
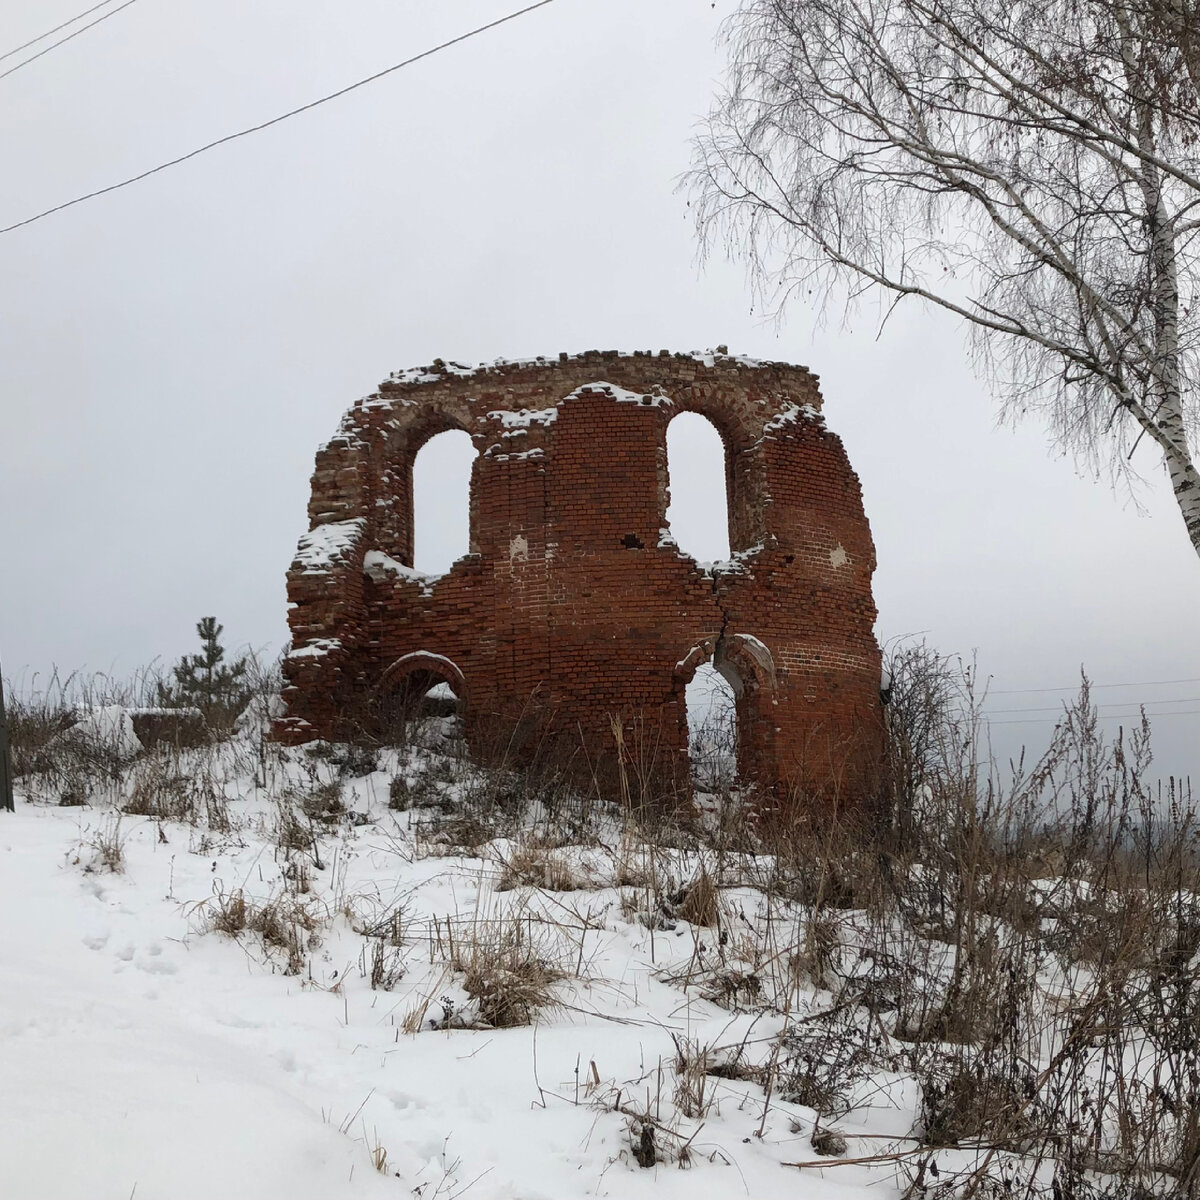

{"left": 2, "top": 0, "right": 1197, "bottom": 779}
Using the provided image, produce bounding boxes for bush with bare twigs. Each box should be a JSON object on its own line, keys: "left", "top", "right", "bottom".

{"left": 201, "top": 885, "right": 320, "bottom": 976}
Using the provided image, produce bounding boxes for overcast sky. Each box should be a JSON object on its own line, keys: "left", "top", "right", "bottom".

{"left": 2, "top": 0, "right": 1197, "bottom": 779}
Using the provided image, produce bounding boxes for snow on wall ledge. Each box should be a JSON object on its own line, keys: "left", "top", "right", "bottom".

{"left": 386, "top": 347, "right": 788, "bottom": 388}
{"left": 278, "top": 349, "right": 884, "bottom": 810}
{"left": 292, "top": 518, "right": 365, "bottom": 575}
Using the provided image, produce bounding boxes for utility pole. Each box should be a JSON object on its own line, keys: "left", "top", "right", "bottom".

{"left": 0, "top": 657, "right": 13, "bottom": 812}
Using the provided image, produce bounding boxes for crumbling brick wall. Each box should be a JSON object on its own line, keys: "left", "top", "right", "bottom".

{"left": 277, "top": 350, "right": 884, "bottom": 805}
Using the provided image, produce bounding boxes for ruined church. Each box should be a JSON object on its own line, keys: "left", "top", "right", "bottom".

{"left": 276, "top": 350, "right": 883, "bottom": 805}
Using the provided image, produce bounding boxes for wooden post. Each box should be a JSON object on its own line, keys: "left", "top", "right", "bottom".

{"left": 0, "top": 658, "right": 13, "bottom": 812}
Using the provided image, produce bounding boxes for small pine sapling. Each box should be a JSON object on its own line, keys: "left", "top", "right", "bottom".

{"left": 160, "top": 617, "right": 250, "bottom": 731}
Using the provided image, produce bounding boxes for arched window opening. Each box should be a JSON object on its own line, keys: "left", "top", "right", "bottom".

{"left": 686, "top": 661, "right": 738, "bottom": 791}
{"left": 375, "top": 669, "right": 462, "bottom": 750}
{"left": 666, "top": 413, "right": 731, "bottom": 562}
{"left": 412, "top": 429, "right": 476, "bottom": 575}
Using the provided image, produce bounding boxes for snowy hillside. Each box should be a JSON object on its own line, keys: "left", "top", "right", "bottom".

{"left": 3, "top": 697, "right": 1196, "bottom": 1199}
{"left": 0, "top": 726, "right": 899, "bottom": 1199}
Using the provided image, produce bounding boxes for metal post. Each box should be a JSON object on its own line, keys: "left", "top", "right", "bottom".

{"left": 0, "top": 658, "right": 13, "bottom": 812}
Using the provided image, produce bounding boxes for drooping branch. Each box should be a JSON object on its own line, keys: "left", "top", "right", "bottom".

{"left": 690, "top": 0, "right": 1200, "bottom": 559}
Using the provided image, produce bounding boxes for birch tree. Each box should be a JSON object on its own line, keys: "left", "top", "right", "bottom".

{"left": 690, "top": 0, "right": 1200, "bottom": 560}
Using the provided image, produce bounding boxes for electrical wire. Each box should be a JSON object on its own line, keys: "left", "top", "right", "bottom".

{"left": 989, "top": 675, "right": 1200, "bottom": 694}
{"left": 0, "top": 0, "right": 140, "bottom": 82}
{"left": 985, "top": 696, "right": 1200, "bottom": 715}
{"left": 0, "top": 0, "right": 560, "bottom": 236}
{"left": 986, "top": 709, "right": 1200, "bottom": 725}
{"left": 0, "top": 0, "right": 120, "bottom": 64}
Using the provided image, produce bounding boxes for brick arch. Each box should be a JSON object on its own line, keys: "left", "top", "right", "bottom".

{"left": 380, "top": 403, "right": 480, "bottom": 569}
{"left": 673, "top": 633, "right": 780, "bottom": 784}
{"left": 365, "top": 651, "right": 468, "bottom": 742}
{"left": 379, "top": 650, "right": 467, "bottom": 701}
{"left": 394, "top": 397, "right": 477, "bottom": 448}
{"left": 663, "top": 388, "right": 770, "bottom": 552}
{"left": 662, "top": 409, "right": 735, "bottom": 559}
{"left": 667, "top": 389, "right": 756, "bottom": 453}
{"left": 717, "top": 633, "right": 778, "bottom": 695}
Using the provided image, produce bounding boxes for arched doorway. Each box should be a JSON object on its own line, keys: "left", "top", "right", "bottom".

{"left": 676, "top": 635, "right": 778, "bottom": 790}
{"left": 686, "top": 661, "right": 738, "bottom": 790}
{"left": 374, "top": 652, "right": 467, "bottom": 748}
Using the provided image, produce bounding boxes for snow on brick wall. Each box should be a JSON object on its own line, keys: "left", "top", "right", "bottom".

{"left": 276, "top": 350, "right": 885, "bottom": 808}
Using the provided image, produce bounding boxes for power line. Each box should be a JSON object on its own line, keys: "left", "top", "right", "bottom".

{"left": 0, "top": 0, "right": 561, "bottom": 237}
{"left": 0, "top": 0, "right": 120, "bottom": 64}
{"left": 989, "top": 675, "right": 1200, "bottom": 695}
{"left": 985, "top": 696, "right": 1200, "bottom": 715}
{"left": 988, "top": 712, "right": 1200, "bottom": 726}
{"left": 0, "top": 0, "right": 140, "bottom": 82}
{"left": 986, "top": 709, "right": 1200, "bottom": 726}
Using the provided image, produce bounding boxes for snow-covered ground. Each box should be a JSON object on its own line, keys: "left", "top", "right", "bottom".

{"left": 0, "top": 721, "right": 920, "bottom": 1200}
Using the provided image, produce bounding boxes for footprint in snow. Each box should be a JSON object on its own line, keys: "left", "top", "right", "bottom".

{"left": 137, "top": 954, "right": 177, "bottom": 976}
{"left": 273, "top": 1049, "right": 299, "bottom": 1073}
{"left": 386, "top": 1090, "right": 424, "bottom": 1115}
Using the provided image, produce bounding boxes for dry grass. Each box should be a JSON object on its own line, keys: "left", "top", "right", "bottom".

{"left": 608, "top": 830, "right": 671, "bottom": 891}
{"left": 774, "top": 1005, "right": 878, "bottom": 1117}
{"left": 453, "top": 918, "right": 566, "bottom": 1028}
{"left": 202, "top": 885, "right": 320, "bottom": 975}
{"left": 364, "top": 939, "right": 406, "bottom": 991}
{"left": 275, "top": 803, "right": 314, "bottom": 852}
{"left": 122, "top": 767, "right": 193, "bottom": 820}
{"left": 299, "top": 781, "right": 345, "bottom": 824}
{"left": 675, "top": 868, "right": 719, "bottom": 926}
{"left": 595, "top": 655, "right": 1200, "bottom": 1195}
{"left": 8, "top": 656, "right": 281, "bottom": 810}
{"left": 494, "top": 844, "right": 583, "bottom": 892}
{"left": 420, "top": 905, "right": 574, "bottom": 1029}
{"left": 671, "top": 1035, "right": 723, "bottom": 1119}
{"left": 84, "top": 814, "right": 127, "bottom": 873}
{"left": 399, "top": 968, "right": 454, "bottom": 1034}
{"left": 120, "top": 754, "right": 233, "bottom": 830}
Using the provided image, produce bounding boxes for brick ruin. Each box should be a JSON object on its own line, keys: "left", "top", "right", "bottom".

{"left": 277, "top": 350, "right": 884, "bottom": 806}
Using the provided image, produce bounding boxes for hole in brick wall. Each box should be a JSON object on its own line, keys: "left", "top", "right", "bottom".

{"left": 686, "top": 662, "right": 738, "bottom": 791}
{"left": 374, "top": 672, "right": 461, "bottom": 747}
{"left": 413, "top": 429, "right": 476, "bottom": 575}
{"left": 666, "top": 413, "right": 730, "bottom": 562}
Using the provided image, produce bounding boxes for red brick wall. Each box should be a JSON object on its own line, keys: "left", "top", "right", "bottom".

{"left": 276, "top": 350, "right": 884, "bottom": 806}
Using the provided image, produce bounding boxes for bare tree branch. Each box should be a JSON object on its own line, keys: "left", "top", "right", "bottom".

{"left": 688, "top": 0, "right": 1200, "bottom": 559}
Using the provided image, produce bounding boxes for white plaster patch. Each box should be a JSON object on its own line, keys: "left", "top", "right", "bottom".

{"left": 829, "top": 544, "right": 849, "bottom": 569}
{"left": 509, "top": 534, "right": 529, "bottom": 563}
